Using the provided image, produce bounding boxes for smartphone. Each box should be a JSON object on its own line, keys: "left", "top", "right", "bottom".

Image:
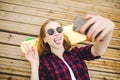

{"left": 73, "top": 16, "right": 89, "bottom": 34}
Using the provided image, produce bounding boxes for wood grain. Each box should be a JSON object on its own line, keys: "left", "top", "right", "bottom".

{"left": 0, "top": 0, "right": 120, "bottom": 79}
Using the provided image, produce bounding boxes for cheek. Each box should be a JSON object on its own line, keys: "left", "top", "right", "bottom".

{"left": 61, "top": 33, "right": 64, "bottom": 39}
{"left": 45, "top": 35, "right": 53, "bottom": 43}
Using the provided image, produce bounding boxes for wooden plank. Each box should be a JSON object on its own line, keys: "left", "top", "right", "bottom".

{"left": 0, "top": 43, "right": 120, "bottom": 73}
{"left": 113, "top": 30, "right": 120, "bottom": 38}
{"left": 0, "top": 30, "right": 120, "bottom": 49}
{"left": 0, "top": 11, "right": 119, "bottom": 39}
{"left": 0, "top": 2, "right": 75, "bottom": 22}
{"left": 0, "top": 2, "right": 120, "bottom": 29}
{"left": 109, "top": 38, "right": 120, "bottom": 48}
{"left": 37, "top": 0, "right": 120, "bottom": 9}
{"left": 0, "top": 10, "right": 47, "bottom": 26}
{"left": 89, "top": 70, "right": 120, "bottom": 80}
{"left": 0, "top": 0, "right": 119, "bottom": 15}
{"left": 0, "top": 0, "right": 119, "bottom": 79}
{"left": 82, "top": 37, "right": 120, "bottom": 49}
{"left": 0, "top": 58, "right": 31, "bottom": 76}
{"left": 0, "top": 10, "right": 71, "bottom": 26}
{"left": 103, "top": 48, "right": 120, "bottom": 61}
{"left": 100, "top": 0, "right": 120, "bottom": 3}
{"left": 0, "top": 20, "right": 40, "bottom": 36}
{"left": 73, "top": 44, "right": 120, "bottom": 61}
{"left": 0, "top": 57, "right": 120, "bottom": 79}
{"left": 0, "top": 44, "right": 26, "bottom": 60}
{"left": 0, "top": 31, "right": 120, "bottom": 49}
{"left": 41, "top": 0, "right": 120, "bottom": 12}
{"left": 0, "top": 32, "right": 36, "bottom": 45}
{"left": 0, "top": 0, "right": 120, "bottom": 22}
{"left": 0, "top": 43, "right": 120, "bottom": 61}
{"left": 0, "top": 44, "right": 120, "bottom": 79}
{"left": 1, "top": 71, "right": 119, "bottom": 80}
{"left": 0, "top": 20, "right": 120, "bottom": 34}
{"left": 0, "top": 55, "right": 120, "bottom": 74}
{"left": 86, "top": 59, "right": 120, "bottom": 74}
{"left": 0, "top": 74, "right": 29, "bottom": 80}
{"left": 36, "top": 0, "right": 120, "bottom": 15}
{"left": 73, "top": 0, "right": 120, "bottom": 9}
{"left": 115, "top": 22, "right": 120, "bottom": 29}
{"left": 0, "top": 68, "right": 119, "bottom": 80}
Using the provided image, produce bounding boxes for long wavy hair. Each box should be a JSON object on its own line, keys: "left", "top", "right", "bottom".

{"left": 37, "top": 19, "right": 71, "bottom": 56}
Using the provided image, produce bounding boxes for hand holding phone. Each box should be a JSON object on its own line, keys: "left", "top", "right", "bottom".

{"left": 73, "top": 16, "right": 90, "bottom": 35}
{"left": 73, "top": 16, "right": 104, "bottom": 42}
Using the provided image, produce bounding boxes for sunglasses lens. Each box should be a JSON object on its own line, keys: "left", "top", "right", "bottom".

{"left": 47, "top": 27, "right": 63, "bottom": 35}
{"left": 47, "top": 29, "right": 54, "bottom": 35}
{"left": 57, "top": 27, "right": 63, "bottom": 33}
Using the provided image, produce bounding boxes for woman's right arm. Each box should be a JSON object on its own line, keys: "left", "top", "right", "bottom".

{"left": 21, "top": 43, "right": 39, "bottom": 80}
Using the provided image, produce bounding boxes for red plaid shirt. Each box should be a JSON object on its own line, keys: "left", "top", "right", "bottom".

{"left": 39, "top": 45, "right": 100, "bottom": 80}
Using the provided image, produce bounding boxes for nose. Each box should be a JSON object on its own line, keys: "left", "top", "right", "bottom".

{"left": 54, "top": 30, "right": 59, "bottom": 36}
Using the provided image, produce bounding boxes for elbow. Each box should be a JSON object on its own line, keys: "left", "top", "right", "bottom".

{"left": 96, "top": 52, "right": 104, "bottom": 57}
{"left": 92, "top": 52, "right": 104, "bottom": 57}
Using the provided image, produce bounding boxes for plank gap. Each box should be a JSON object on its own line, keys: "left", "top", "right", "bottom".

{"left": 0, "top": 72, "right": 30, "bottom": 78}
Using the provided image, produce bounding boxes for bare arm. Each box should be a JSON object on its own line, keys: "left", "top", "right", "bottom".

{"left": 31, "top": 64, "right": 39, "bottom": 80}
{"left": 80, "top": 14, "right": 115, "bottom": 56}
{"left": 21, "top": 43, "right": 39, "bottom": 80}
{"left": 91, "top": 31, "right": 113, "bottom": 56}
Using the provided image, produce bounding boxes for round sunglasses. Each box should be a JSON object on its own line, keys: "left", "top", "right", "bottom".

{"left": 47, "top": 27, "right": 63, "bottom": 35}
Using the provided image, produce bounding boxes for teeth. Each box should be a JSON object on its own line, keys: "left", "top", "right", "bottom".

{"left": 54, "top": 38, "right": 61, "bottom": 41}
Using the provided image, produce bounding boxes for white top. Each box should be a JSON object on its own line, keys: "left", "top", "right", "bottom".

{"left": 62, "top": 59, "right": 76, "bottom": 80}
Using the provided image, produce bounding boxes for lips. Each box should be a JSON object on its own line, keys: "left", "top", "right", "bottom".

{"left": 53, "top": 37, "right": 62, "bottom": 45}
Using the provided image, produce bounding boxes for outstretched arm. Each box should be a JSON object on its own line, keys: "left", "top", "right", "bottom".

{"left": 80, "top": 14, "right": 115, "bottom": 56}
{"left": 22, "top": 43, "right": 39, "bottom": 80}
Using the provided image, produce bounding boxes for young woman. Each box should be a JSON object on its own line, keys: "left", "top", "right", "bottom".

{"left": 22, "top": 14, "right": 114, "bottom": 80}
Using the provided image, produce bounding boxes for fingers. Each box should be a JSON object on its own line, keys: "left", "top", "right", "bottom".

{"left": 79, "top": 14, "right": 114, "bottom": 42}
{"left": 21, "top": 43, "right": 29, "bottom": 53}
{"left": 91, "top": 24, "right": 106, "bottom": 40}
{"left": 21, "top": 42, "right": 39, "bottom": 64}
{"left": 21, "top": 43, "right": 35, "bottom": 54}
{"left": 80, "top": 16, "right": 97, "bottom": 34}
{"left": 85, "top": 14, "right": 95, "bottom": 20}
{"left": 87, "top": 20, "right": 102, "bottom": 40}
{"left": 96, "top": 27, "right": 108, "bottom": 41}
{"left": 31, "top": 47, "right": 39, "bottom": 57}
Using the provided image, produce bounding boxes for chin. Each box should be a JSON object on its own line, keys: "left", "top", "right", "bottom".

{"left": 53, "top": 43, "right": 63, "bottom": 49}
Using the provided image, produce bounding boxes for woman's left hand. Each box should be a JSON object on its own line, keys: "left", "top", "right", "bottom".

{"left": 21, "top": 43, "right": 39, "bottom": 66}
{"left": 79, "top": 14, "right": 115, "bottom": 42}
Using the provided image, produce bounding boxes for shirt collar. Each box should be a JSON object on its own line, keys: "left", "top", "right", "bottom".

{"left": 40, "top": 50, "right": 70, "bottom": 59}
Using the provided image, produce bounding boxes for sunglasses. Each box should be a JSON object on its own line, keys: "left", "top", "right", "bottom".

{"left": 47, "top": 27, "right": 63, "bottom": 35}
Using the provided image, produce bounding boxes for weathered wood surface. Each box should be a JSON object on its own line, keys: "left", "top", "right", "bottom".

{"left": 0, "top": 0, "right": 120, "bottom": 80}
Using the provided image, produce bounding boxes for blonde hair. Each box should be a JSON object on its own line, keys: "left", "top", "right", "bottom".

{"left": 37, "top": 19, "right": 71, "bottom": 56}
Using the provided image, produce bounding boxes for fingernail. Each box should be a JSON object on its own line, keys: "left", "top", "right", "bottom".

{"left": 90, "top": 37, "right": 92, "bottom": 41}
{"left": 86, "top": 36, "right": 88, "bottom": 41}
{"left": 89, "top": 37, "right": 92, "bottom": 42}
{"left": 79, "top": 29, "right": 83, "bottom": 33}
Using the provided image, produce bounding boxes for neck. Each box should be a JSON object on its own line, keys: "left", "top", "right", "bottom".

{"left": 51, "top": 46, "right": 65, "bottom": 58}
